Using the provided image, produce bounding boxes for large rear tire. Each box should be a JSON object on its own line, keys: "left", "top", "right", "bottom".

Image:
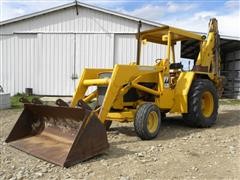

{"left": 183, "top": 79, "right": 218, "bottom": 127}
{"left": 134, "top": 103, "right": 161, "bottom": 140}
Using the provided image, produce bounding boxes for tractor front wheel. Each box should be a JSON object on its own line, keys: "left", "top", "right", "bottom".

{"left": 183, "top": 79, "right": 218, "bottom": 127}
{"left": 134, "top": 103, "right": 161, "bottom": 140}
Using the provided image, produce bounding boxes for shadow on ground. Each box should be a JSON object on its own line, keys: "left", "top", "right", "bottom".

{"left": 2, "top": 108, "right": 239, "bottom": 166}
{"left": 108, "top": 109, "right": 240, "bottom": 141}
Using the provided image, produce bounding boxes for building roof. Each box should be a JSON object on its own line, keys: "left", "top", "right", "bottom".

{"left": 181, "top": 37, "right": 240, "bottom": 60}
{"left": 0, "top": 1, "right": 164, "bottom": 27}
{"left": 1, "top": 0, "right": 239, "bottom": 42}
{"left": 193, "top": 31, "right": 240, "bottom": 41}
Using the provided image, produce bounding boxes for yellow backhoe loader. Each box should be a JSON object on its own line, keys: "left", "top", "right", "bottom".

{"left": 6, "top": 18, "right": 223, "bottom": 167}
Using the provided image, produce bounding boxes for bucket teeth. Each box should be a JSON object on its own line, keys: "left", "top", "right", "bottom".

{"left": 56, "top": 99, "right": 69, "bottom": 107}
{"left": 6, "top": 104, "right": 109, "bottom": 167}
{"left": 19, "top": 97, "right": 30, "bottom": 104}
{"left": 32, "top": 98, "right": 43, "bottom": 105}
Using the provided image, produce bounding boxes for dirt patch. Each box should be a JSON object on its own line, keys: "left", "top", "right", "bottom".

{"left": 0, "top": 104, "right": 239, "bottom": 180}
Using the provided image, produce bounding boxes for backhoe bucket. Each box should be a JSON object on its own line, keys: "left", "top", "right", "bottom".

{"left": 6, "top": 103, "right": 109, "bottom": 167}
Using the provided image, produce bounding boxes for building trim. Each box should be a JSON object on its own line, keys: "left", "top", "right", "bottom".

{"left": 0, "top": 1, "right": 163, "bottom": 27}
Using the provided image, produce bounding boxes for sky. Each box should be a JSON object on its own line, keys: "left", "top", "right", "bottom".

{"left": 0, "top": 0, "right": 240, "bottom": 37}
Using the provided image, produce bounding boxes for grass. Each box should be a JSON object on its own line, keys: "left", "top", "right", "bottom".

{"left": 11, "top": 93, "right": 42, "bottom": 108}
{"left": 219, "top": 98, "right": 240, "bottom": 105}
{"left": 10, "top": 93, "right": 240, "bottom": 109}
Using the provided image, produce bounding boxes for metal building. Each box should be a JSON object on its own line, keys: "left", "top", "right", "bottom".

{"left": 181, "top": 35, "right": 240, "bottom": 99}
{"left": 220, "top": 39, "right": 240, "bottom": 99}
{"left": 0, "top": 1, "right": 180, "bottom": 96}
{"left": 1, "top": 1, "right": 239, "bottom": 98}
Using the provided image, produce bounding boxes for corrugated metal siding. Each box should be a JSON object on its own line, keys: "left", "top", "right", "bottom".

{"left": 114, "top": 34, "right": 137, "bottom": 64}
{"left": 0, "top": 33, "right": 115, "bottom": 95}
{"left": 0, "top": 36, "right": 2, "bottom": 88}
{"left": 76, "top": 33, "right": 114, "bottom": 70}
{"left": 75, "top": 33, "right": 114, "bottom": 94}
{"left": 0, "top": 34, "right": 39, "bottom": 95}
{"left": 0, "top": 32, "right": 181, "bottom": 96}
{"left": 141, "top": 42, "right": 167, "bottom": 65}
{"left": 0, "top": 6, "right": 154, "bottom": 34}
{"left": 114, "top": 34, "right": 180, "bottom": 65}
{"left": 0, "top": 34, "right": 75, "bottom": 95}
{"left": 39, "top": 34, "right": 75, "bottom": 95}
{"left": 0, "top": 5, "right": 176, "bottom": 96}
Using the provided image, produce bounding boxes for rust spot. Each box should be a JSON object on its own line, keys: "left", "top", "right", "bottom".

{"left": 6, "top": 104, "right": 109, "bottom": 167}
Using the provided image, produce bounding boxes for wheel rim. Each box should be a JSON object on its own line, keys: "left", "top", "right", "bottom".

{"left": 147, "top": 111, "right": 159, "bottom": 133}
{"left": 201, "top": 91, "right": 214, "bottom": 118}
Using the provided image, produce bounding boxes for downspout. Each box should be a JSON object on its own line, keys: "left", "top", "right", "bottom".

{"left": 136, "top": 21, "right": 142, "bottom": 65}
{"left": 75, "top": 0, "right": 79, "bottom": 15}
{"left": 73, "top": 1, "right": 78, "bottom": 88}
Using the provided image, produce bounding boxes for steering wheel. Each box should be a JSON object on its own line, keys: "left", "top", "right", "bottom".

{"left": 155, "top": 59, "right": 162, "bottom": 64}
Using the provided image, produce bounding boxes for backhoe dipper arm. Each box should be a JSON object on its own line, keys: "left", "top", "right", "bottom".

{"left": 195, "top": 18, "right": 221, "bottom": 76}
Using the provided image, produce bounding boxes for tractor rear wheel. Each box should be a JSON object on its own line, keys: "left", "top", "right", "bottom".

{"left": 183, "top": 79, "right": 218, "bottom": 127}
{"left": 134, "top": 103, "right": 161, "bottom": 140}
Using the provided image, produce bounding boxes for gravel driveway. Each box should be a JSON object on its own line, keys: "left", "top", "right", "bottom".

{"left": 0, "top": 104, "right": 239, "bottom": 180}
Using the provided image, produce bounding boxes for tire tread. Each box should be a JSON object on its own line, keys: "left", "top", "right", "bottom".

{"left": 183, "top": 79, "right": 218, "bottom": 127}
{"left": 134, "top": 103, "right": 161, "bottom": 140}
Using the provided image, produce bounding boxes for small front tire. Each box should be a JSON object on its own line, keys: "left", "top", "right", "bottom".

{"left": 134, "top": 103, "right": 161, "bottom": 140}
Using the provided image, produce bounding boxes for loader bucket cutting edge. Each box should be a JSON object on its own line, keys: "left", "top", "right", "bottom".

{"left": 6, "top": 104, "right": 109, "bottom": 167}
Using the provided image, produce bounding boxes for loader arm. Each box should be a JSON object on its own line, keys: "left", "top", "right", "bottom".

{"left": 71, "top": 64, "right": 164, "bottom": 123}
{"left": 98, "top": 64, "right": 163, "bottom": 122}
{"left": 71, "top": 68, "right": 112, "bottom": 107}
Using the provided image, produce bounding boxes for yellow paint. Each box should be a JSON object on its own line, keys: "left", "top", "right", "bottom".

{"left": 98, "top": 64, "right": 163, "bottom": 123}
{"left": 83, "top": 90, "right": 97, "bottom": 103}
{"left": 132, "top": 83, "right": 159, "bottom": 96}
{"left": 167, "top": 31, "right": 172, "bottom": 61}
{"left": 201, "top": 91, "right": 214, "bottom": 118}
{"left": 71, "top": 68, "right": 112, "bottom": 107}
{"left": 158, "top": 88, "right": 174, "bottom": 109}
{"left": 171, "top": 72, "right": 195, "bottom": 113}
{"left": 70, "top": 19, "right": 221, "bottom": 125}
{"left": 196, "top": 32, "right": 215, "bottom": 70}
{"left": 106, "top": 110, "right": 136, "bottom": 121}
{"left": 147, "top": 111, "right": 159, "bottom": 133}
{"left": 83, "top": 78, "right": 110, "bottom": 86}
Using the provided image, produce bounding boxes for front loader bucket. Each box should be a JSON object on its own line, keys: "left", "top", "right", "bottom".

{"left": 6, "top": 103, "right": 109, "bottom": 167}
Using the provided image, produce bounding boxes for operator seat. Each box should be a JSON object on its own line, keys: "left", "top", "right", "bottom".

{"left": 169, "top": 63, "right": 183, "bottom": 70}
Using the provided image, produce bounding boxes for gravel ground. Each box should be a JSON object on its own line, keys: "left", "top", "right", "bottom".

{"left": 0, "top": 104, "right": 239, "bottom": 180}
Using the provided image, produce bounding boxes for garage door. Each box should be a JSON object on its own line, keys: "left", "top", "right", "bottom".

{"left": 75, "top": 33, "right": 114, "bottom": 93}
{"left": 39, "top": 34, "right": 75, "bottom": 95}
{"left": 0, "top": 33, "right": 75, "bottom": 96}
